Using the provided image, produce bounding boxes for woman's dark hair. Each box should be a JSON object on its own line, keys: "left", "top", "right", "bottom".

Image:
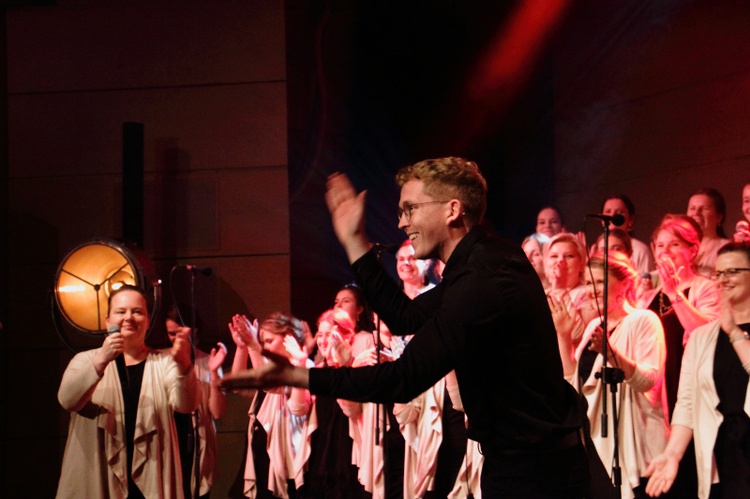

{"left": 601, "top": 194, "right": 636, "bottom": 217}
{"left": 717, "top": 241, "right": 750, "bottom": 262}
{"left": 537, "top": 205, "right": 565, "bottom": 227}
{"left": 691, "top": 187, "right": 727, "bottom": 239}
{"left": 338, "top": 283, "right": 374, "bottom": 332}
{"left": 165, "top": 302, "right": 203, "bottom": 332}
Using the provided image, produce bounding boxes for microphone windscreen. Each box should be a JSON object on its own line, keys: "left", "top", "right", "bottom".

{"left": 611, "top": 213, "right": 626, "bottom": 227}
{"left": 107, "top": 324, "right": 121, "bottom": 334}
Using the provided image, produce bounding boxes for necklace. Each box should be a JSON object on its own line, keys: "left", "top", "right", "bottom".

{"left": 658, "top": 291, "right": 673, "bottom": 317}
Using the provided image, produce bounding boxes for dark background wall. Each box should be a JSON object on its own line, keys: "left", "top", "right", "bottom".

{"left": 1, "top": 0, "right": 749, "bottom": 496}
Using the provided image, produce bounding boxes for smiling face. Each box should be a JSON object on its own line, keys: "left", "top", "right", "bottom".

{"left": 397, "top": 179, "right": 449, "bottom": 260}
{"left": 687, "top": 194, "right": 720, "bottom": 238}
{"left": 106, "top": 289, "right": 149, "bottom": 347}
{"left": 315, "top": 320, "right": 354, "bottom": 366}
{"left": 714, "top": 251, "right": 750, "bottom": 306}
{"left": 743, "top": 184, "right": 750, "bottom": 223}
{"left": 396, "top": 243, "right": 424, "bottom": 286}
{"left": 536, "top": 208, "right": 563, "bottom": 238}
{"left": 652, "top": 228, "right": 697, "bottom": 272}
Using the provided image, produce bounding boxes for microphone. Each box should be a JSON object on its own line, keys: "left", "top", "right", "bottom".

{"left": 586, "top": 213, "right": 626, "bottom": 227}
{"left": 372, "top": 242, "right": 400, "bottom": 254}
{"left": 178, "top": 265, "right": 213, "bottom": 276}
{"left": 106, "top": 324, "right": 130, "bottom": 386}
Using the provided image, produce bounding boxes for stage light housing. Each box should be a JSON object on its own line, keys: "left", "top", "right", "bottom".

{"left": 53, "top": 238, "right": 159, "bottom": 339}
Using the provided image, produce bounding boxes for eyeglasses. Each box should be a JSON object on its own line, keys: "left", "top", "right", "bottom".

{"left": 397, "top": 201, "right": 448, "bottom": 222}
{"left": 710, "top": 268, "right": 750, "bottom": 280}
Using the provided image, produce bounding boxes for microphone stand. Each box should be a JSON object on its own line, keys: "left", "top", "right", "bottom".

{"left": 594, "top": 221, "right": 624, "bottom": 498}
{"left": 189, "top": 271, "right": 200, "bottom": 499}
{"left": 373, "top": 245, "right": 389, "bottom": 495}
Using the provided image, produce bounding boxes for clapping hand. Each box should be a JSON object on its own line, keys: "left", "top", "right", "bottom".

{"left": 228, "top": 314, "right": 260, "bottom": 351}
{"left": 588, "top": 325, "right": 606, "bottom": 355}
{"left": 209, "top": 342, "right": 228, "bottom": 373}
{"left": 325, "top": 172, "right": 371, "bottom": 262}
{"left": 284, "top": 336, "right": 309, "bottom": 367}
{"left": 329, "top": 330, "right": 352, "bottom": 367}
{"left": 547, "top": 292, "right": 578, "bottom": 340}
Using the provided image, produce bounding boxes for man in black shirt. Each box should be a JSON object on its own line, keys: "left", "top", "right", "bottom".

{"left": 225, "top": 157, "right": 588, "bottom": 497}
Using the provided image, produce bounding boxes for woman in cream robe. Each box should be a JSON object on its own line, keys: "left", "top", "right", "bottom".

{"left": 56, "top": 286, "right": 199, "bottom": 499}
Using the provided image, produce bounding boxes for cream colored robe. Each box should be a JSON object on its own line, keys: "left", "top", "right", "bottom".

{"left": 395, "top": 377, "right": 446, "bottom": 498}
{"left": 192, "top": 350, "right": 220, "bottom": 496}
{"left": 572, "top": 309, "right": 670, "bottom": 499}
{"left": 56, "top": 349, "right": 199, "bottom": 499}
{"left": 243, "top": 388, "right": 316, "bottom": 498}
{"left": 671, "top": 320, "right": 750, "bottom": 499}
{"left": 447, "top": 438, "right": 483, "bottom": 499}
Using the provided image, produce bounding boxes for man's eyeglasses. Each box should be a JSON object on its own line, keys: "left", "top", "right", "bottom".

{"left": 710, "top": 268, "right": 750, "bottom": 280}
{"left": 397, "top": 201, "right": 448, "bottom": 222}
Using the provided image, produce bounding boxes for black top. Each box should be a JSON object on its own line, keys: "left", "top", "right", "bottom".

{"left": 310, "top": 227, "right": 585, "bottom": 453}
{"left": 712, "top": 323, "right": 750, "bottom": 499}
{"left": 648, "top": 290, "right": 689, "bottom": 417}
{"left": 119, "top": 358, "right": 146, "bottom": 499}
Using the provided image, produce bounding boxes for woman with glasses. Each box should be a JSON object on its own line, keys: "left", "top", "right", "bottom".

{"left": 646, "top": 242, "right": 750, "bottom": 499}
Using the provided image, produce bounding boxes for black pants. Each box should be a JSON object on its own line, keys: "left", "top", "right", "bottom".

{"left": 480, "top": 442, "right": 589, "bottom": 498}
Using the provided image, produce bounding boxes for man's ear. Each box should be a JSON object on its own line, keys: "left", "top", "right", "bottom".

{"left": 446, "top": 199, "right": 463, "bottom": 224}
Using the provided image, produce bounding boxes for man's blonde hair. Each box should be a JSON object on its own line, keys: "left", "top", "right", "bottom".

{"left": 395, "top": 157, "right": 488, "bottom": 227}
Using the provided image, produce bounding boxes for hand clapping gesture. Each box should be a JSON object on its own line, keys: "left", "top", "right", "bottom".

{"left": 284, "top": 335, "right": 310, "bottom": 367}
{"left": 229, "top": 314, "right": 261, "bottom": 352}
{"left": 325, "top": 172, "right": 371, "bottom": 262}
{"left": 329, "top": 330, "right": 353, "bottom": 367}
{"left": 547, "top": 292, "right": 578, "bottom": 340}
{"left": 209, "top": 342, "right": 228, "bottom": 373}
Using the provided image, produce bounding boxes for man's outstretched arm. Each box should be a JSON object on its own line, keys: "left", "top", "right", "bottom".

{"left": 222, "top": 350, "right": 310, "bottom": 390}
